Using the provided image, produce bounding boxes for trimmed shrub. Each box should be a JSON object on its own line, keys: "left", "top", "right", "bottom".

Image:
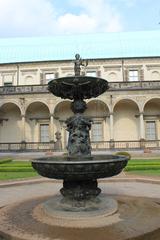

{"left": 1, "top": 162, "right": 32, "bottom": 167}
{"left": 115, "top": 151, "right": 131, "bottom": 160}
{"left": 0, "top": 159, "right": 12, "bottom": 164}
{"left": 128, "top": 162, "right": 160, "bottom": 166}
{"left": 125, "top": 165, "right": 160, "bottom": 171}
{"left": 0, "top": 167, "right": 35, "bottom": 172}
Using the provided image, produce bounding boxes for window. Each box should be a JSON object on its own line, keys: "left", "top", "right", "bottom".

{"left": 91, "top": 122, "right": 103, "bottom": 141}
{"left": 45, "top": 73, "right": 55, "bottom": 83}
{"left": 86, "top": 71, "right": 97, "bottom": 77}
{"left": 3, "top": 74, "right": 13, "bottom": 86}
{"left": 146, "top": 121, "right": 156, "bottom": 140}
{"left": 40, "top": 124, "right": 49, "bottom": 142}
{"left": 128, "top": 70, "right": 138, "bottom": 81}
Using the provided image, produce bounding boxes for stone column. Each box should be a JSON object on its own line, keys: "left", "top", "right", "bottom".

{"left": 140, "top": 112, "right": 145, "bottom": 139}
{"left": 21, "top": 114, "right": 26, "bottom": 150}
{"left": 109, "top": 112, "right": 114, "bottom": 140}
{"left": 21, "top": 114, "right": 26, "bottom": 142}
{"left": 50, "top": 114, "right": 54, "bottom": 142}
{"left": 139, "top": 112, "right": 145, "bottom": 148}
{"left": 109, "top": 112, "right": 114, "bottom": 148}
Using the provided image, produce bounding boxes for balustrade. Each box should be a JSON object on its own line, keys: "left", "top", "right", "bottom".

{"left": 0, "top": 80, "right": 160, "bottom": 95}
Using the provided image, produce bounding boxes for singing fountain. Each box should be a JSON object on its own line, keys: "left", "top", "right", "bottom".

{"left": 31, "top": 54, "right": 128, "bottom": 213}
{"left": 0, "top": 55, "right": 159, "bottom": 240}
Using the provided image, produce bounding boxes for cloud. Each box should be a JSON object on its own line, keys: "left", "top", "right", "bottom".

{"left": 0, "top": 0, "right": 57, "bottom": 37}
{"left": 0, "top": 0, "right": 124, "bottom": 37}
{"left": 64, "top": 0, "right": 123, "bottom": 33}
{"left": 57, "top": 13, "right": 97, "bottom": 34}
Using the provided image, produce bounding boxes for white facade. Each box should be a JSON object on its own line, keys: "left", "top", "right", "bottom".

{"left": 0, "top": 57, "right": 160, "bottom": 150}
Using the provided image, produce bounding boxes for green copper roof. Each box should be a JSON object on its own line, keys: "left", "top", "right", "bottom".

{"left": 0, "top": 30, "right": 160, "bottom": 64}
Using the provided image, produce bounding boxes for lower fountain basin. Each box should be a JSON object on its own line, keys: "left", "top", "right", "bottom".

{"left": 32, "top": 155, "right": 129, "bottom": 181}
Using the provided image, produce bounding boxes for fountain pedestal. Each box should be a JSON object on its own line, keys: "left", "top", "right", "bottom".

{"left": 60, "top": 179, "right": 101, "bottom": 201}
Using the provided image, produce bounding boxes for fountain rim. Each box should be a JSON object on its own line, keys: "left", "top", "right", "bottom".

{"left": 47, "top": 75, "right": 109, "bottom": 100}
{"left": 31, "top": 155, "right": 129, "bottom": 164}
{"left": 48, "top": 75, "right": 109, "bottom": 83}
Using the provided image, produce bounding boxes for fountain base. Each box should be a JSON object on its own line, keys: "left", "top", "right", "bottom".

{"left": 43, "top": 194, "right": 117, "bottom": 216}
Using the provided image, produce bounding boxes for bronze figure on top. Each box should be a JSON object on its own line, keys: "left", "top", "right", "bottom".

{"left": 74, "top": 53, "right": 88, "bottom": 76}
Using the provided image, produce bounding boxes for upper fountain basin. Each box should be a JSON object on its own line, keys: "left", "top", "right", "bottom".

{"left": 48, "top": 76, "right": 109, "bottom": 100}
{"left": 32, "top": 155, "right": 129, "bottom": 181}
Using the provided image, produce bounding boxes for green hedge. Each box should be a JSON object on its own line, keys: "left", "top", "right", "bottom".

{"left": 0, "top": 167, "right": 35, "bottom": 172}
{"left": 128, "top": 162, "right": 160, "bottom": 166}
{"left": 0, "top": 160, "right": 35, "bottom": 173}
{"left": 0, "top": 159, "right": 12, "bottom": 164}
{"left": 0, "top": 172, "right": 38, "bottom": 180}
{"left": 125, "top": 159, "right": 160, "bottom": 172}
{"left": 1, "top": 163, "right": 32, "bottom": 167}
{"left": 0, "top": 160, "right": 37, "bottom": 180}
{"left": 115, "top": 152, "right": 131, "bottom": 160}
{"left": 125, "top": 165, "right": 160, "bottom": 171}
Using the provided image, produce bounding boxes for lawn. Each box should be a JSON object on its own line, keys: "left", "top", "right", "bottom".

{"left": 126, "top": 169, "right": 160, "bottom": 176}
{"left": 0, "top": 158, "right": 160, "bottom": 181}
{"left": 0, "top": 159, "right": 38, "bottom": 180}
{"left": 0, "top": 172, "right": 38, "bottom": 180}
{"left": 125, "top": 159, "right": 160, "bottom": 176}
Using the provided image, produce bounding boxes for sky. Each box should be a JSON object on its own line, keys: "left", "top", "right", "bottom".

{"left": 0, "top": 0, "right": 160, "bottom": 38}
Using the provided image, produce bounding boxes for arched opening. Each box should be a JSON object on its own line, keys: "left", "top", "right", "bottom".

{"left": 0, "top": 103, "right": 21, "bottom": 143}
{"left": 113, "top": 99, "right": 139, "bottom": 141}
{"left": 144, "top": 98, "right": 160, "bottom": 141}
{"left": 25, "top": 102, "right": 50, "bottom": 142}
{"left": 54, "top": 101, "right": 73, "bottom": 147}
{"left": 86, "top": 100, "right": 110, "bottom": 142}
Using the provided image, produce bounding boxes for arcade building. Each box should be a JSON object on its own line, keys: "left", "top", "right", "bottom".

{"left": 0, "top": 30, "right": 160, "bottom": 151}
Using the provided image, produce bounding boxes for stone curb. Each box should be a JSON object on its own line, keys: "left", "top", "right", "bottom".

{"left": 106, "top": 178, "right": 160, "bottom": 185}
{"left": 0, "top": 178, "right": 56, "bottom": 188}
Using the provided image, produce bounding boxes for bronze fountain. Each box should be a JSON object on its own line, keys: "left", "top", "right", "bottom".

{"left": 32, "top": 54, "right": 129, "bottom": 211}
